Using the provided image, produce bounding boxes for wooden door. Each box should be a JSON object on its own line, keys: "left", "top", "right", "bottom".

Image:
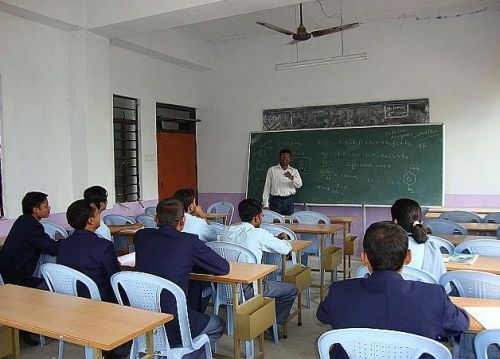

{"left": 156, "top": 132, "right": 197, "bottom": 200}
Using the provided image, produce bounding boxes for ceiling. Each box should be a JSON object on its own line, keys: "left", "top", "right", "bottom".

{"left": 177, "top": 0, "right": 500, "bottom": 44}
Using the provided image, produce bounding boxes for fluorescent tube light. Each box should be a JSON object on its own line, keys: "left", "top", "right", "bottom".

{"left": 275, "top": 52, "right": 367, "bottom": 71}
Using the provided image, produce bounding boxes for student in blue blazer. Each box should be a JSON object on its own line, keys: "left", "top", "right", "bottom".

{"left": 317, "top": 221, "right": 469, "bottom": 359}
{"left": 57, "top": 199, "right": 120, "bottom": 303}
{"left": 134, "top": 198, "right": 230, "bottom": 354}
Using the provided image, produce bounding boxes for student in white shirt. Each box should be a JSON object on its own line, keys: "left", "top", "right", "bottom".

{"left": 262, "top": 148, "right": 303, "bottom": 215}
{"left": 391, "top": 198, "right": 445, "bottom": 282}
{"left": 83, "top": 186, "right": 142, "bottom": 250}
{"left": 220, "top": 198, "right": 298, "bottom": 331}
{"left": 174, "top": 188, "right": 217, "bottom": 242}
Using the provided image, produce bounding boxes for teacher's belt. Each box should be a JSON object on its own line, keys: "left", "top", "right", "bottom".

{"left": 270, "top": 194, "right": 295, "bottom": 199}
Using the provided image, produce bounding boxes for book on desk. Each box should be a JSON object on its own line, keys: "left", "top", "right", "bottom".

{"left": 443, "top": 253, "right": 478, "bottom": 265}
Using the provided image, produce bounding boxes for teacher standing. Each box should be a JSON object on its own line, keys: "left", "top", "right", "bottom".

{"left": 262, "top": 148, "right": 303, "bottom": 215}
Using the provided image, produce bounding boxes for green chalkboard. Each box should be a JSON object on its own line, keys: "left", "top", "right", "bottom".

{"left": 246, "top": 124, "right": 444, "bottom": 206}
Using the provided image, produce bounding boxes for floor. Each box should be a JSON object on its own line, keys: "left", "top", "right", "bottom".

{"left": 8, "top": 257, "right": 362, "bottom": 359}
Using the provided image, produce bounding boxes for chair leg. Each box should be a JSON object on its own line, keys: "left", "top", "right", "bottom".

{"left": 84, "top": 346, "right": 93, "bottom": 359}
{"left": 205, "top": 341, "right": 213, "bottom": 359}
{"left": 304, "top": 288, "right": 311, "bottom": 309}
{"left": 274, "top": 322, "right": 280, "bottom": 344}
{"left": 39, "top": 335, "right": 46, "bottom": 347}
{"left": 244, "top": 340, "right": 254, "bottom": 359}
{"left": 227, "top": 305, "right": 234, "bottom": 337}
{"left": 58, "top": 340, "right": 64, "bottom": 359}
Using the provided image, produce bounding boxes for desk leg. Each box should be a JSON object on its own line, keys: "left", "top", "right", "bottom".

{"left": 257, "top": 279, "right": 264, "bottom": 359}
{"left": 342, "top": 223, "right": 348, "bottom": 280}
{"left": 12, "top": 328, "right": 20, "bottom": 359}
{"left": 91, "top": 348, "right": 104, "bottom": 359}
{"left": 232, "top": 283, "right": 240, "bottom": 359}
{"left": 319, "top": 234, "right": 325, "bottom": 300}
{"left": 144, "top": 330, "right": 154, "bottom": 358}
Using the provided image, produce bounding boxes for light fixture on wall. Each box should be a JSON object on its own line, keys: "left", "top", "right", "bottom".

{"left": 275, "top": 0, "right": 366, "bottom": 71}
{"left": 275, "top": 52, "right": 367, "bottom": 71}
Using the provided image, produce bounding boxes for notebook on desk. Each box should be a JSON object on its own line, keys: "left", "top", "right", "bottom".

{"left": 443, "top": 254, "right": 478, "bottom": 265}
{"left": 464, "top": 307, "right": 500, "bottom": 329}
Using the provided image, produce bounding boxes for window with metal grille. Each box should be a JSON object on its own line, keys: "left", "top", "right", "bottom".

{"left": 113, "top": 95, "right": 140, "bottom": 203}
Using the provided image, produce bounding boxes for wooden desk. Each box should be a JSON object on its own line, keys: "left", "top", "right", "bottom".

{"left": 458, "top": 222, "right": 500, "bottom": 234}
{"left": 439, "top": 235, "right": 498, "bottom": 246}
{"left": 282, "top": 223, "right": 343, "bottom": 300}
{"left": 190, "top": 262, "right": 276, "bottom": 359}
{"left": 427, "top": 208, "right": 500, "bottom": 214}
{"left": 451, "top": 297, "right": 500, "bottom": 333}
{"left": 445, "top": 256, "right": 500, "bottom": 275}
{"left": 0, "top": 284, "right": 172, "bottom": 359}
{"left": 206, "top": 212, "right": 230, "bottom": 224}
{"left": 329, "top": 216, "right": 357, "bottom": 279}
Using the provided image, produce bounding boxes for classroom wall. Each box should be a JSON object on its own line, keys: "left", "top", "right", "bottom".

{"left": 196, "top": 10, "right": 500, "bottom": 225}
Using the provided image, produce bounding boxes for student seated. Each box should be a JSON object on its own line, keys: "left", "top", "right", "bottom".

{"left": 391, "top": 198, "right": 445, "bottom": 281}
{"left": 134, "top": 198, "right": 229, "bottom": 354}
{"left": 0, "top": 191, "right": 59, "bottom": 289}
{"left": 174, "top": 188, "right": 217, "bottom": 242}
{"left": 316, "top": 221, "right": 469, "bottom": 359}
{"left": 57, "top": 199, "right": 120, "bottom": 303}
{"left": 220, "top": 198, "right": 298, "bottom": 335}
{"left": 83, "top": 185, "right": 142, "bottom": 241}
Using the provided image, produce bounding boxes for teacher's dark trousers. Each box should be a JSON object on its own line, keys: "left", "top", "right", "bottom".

{"left": 269, "top": 195, "right": 295, "bottom": 215}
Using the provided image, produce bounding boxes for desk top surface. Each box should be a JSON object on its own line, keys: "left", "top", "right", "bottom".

{"left": 283, "top": 215, "right": 356, "bottom": 224}
{"left": 451, "top": 297, "right": 500, "bottom": 333}
{"left": 457, "top": 222, "right": 500, "bottom": 232}
{"left": 445, "top": 256, "right": 500, "bottom": 274}
{"left": 282, "top": 223, "right": 344, "bottom": 234}
{"left": 0, "top": 284, "right": 172, "bottom": 350}
{"left": 189, "top": 262, "right": 276, "bottom": 284}
{"left": 427, "top": 208, "right": 500, "bottom": 214}
{"left": 289, "top": 240, "right": 312, "bottom": 251}
{"left": 439, "top": 235, "right": 498, "bottom": 245}
{"left": 206, "top": 213, "right": 229, "bottom": 220}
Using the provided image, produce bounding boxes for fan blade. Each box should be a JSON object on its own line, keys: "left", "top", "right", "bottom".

{"left": 311, "top": 22, "right": 359, "bottom": 37}
{"left": 286, "top": 39, "right": 298, "bottom": 45}
{"left": 256, "top": 22, "right": 295, "bottom": 36}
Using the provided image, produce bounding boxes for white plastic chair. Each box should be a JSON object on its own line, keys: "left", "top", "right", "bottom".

{"left": 0, "top": 274, "right": 3, "bottom": 285}
{"left": 356, "top": 265, "right": 437, "bottom": 284}
{"left": 455, "top": 239, "right": 500, "bottom": 257}
{"left": 475, "top": 330, "right": 500, "bottom": 359}
{"left": 206, "top": 241, "right": 278, "bottom": 351}
{"left": 317, "top": 328, "right": 452, "bottom": 359}
{"left": 111, "top": 271, "right": 212, "bottom": 359}
{"left": 104, "top": 214, "right": 136, "bottom": 250}
{"left": 424, "top": 219, "right": 467, "bottom": 235}
{"left": 145, "top": 206, "right": 157, "bottom": 216}
{"left": 439, "top": 211, "right": 482, "bottom": 223}
{"left": 35, "top": 222, "right": 69, "bottom": 278}
{"left": 136, "top": 214, "right": 157, "bottom": 228}
{"left": 209, "top": 222, "right": 226, "bottom": 240}
{"left": 263, "top": 210, "right": 285, "bottom": 224}
{"left": 207, "top": 202, "right": 234, "bottom": 225}
{"left": 427, "top": 235, "right": 455, "bottom": 254}
{"left": 41, "top": 263, "right": 101, "bottom": 359}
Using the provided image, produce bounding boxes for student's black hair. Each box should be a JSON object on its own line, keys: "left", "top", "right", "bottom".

{"left": 391, "top": 198, "right": 428, "bottom": 244}
{"left": 279, "top": 148, "right": 292, "bottom": 156}
{"left": 238, "top": 198, "right": 262, "bottom": 223}
{"left": 156, "top": 198, "right": 184, "bottom": 226}
{"left": 363, "top": 221, "right": 409, "bottom": 272}
{"left": 173, "top": 188, "right": 195, "bottom": 212}
{"left": 83, "top": 185, "right": 108, "bottom": 210}
{"left": 66, "top": 199, "right": 94, "bottom": 230}
{"left": 22, "top": 191, "right": 48, "bottom": 215}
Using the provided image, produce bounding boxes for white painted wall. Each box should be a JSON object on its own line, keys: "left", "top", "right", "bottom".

{"left": 109, "top": 45, "right": 201, "bottom": 201}
{"left": 0, "top": 11, "right": 73, "bottom": 216}
{"left": 197, "top": 10, "right": 500, "bottom": 195}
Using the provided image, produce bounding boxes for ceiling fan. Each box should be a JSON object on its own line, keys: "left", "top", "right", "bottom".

{"left": 257, "top": 2, "right": 359, "bottom": 45}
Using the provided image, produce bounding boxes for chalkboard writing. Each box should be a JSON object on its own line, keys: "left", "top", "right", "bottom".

{"left": 247, "top": 124, "right": 444, "bottom": 206}
{"left": 263, "top": 99, "right": 429, "bottom": 130}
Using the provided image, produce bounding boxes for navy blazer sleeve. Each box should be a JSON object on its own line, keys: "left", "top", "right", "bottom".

{"left": 28, "top": 222, "right": 60, "bottom": 256}
{"left": 192, "top": 239, "right": 230, "bottom": 275}
{"left": 316, "top": 285, "right": 334, "bottom": 325}
{"left": 439, "top": 287, "right": 470, "bottom": 338}
{"left": 101, "top": 241, "right": 121, "bottom": 282}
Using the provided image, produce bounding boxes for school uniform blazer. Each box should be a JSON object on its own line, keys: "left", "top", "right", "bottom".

{"left": 57, "top": 229, "right": 120, "bottom": 303}
{"left": 316, "top": 270, "right": 469, "bottom": 359}
{"left": 0, "top": 214, "right": 59, "bottom": 287}
{"left": 134, "top": 225, "right": 230, "bottom": 346}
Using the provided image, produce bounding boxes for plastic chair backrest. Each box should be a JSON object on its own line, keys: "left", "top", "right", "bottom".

{"left": 356, "top": 265, "right": 437, "bottom": 284}
{"left": 424, "top": 218, "right": 468, "bottom": 235}
{"left": 455, "top": 239, "right": 500, "bottom": 257}
{"left": 475, "top": 329, "right": 500, "bottom": 359}
{"left": 260, "top": 223, "right": 298, "bottom": 280}
{"left": 263, "top": 210, "right": 285, "bottom": 224}
{"left": 290, "top": 210, "right": 330, "bottom": 225}
{"left": 440, "top": 211, "right": 482, "bottom": 223}
{"left": 483, "top": 212, "right": 500, "bottom": 224}
{"left": 136, "top": 214, "right": 157, "bottom": 228}
{"left": 209, "top": 222, "right": 226, "bottom": 238}
{"left": 41, "top": 263, "right": 101, "bottom": 300}
{"left": 145, "top": 206, "right": 157, "bottom": 216}
{"left": 207, "top": 202, "right": 234, "bottom": 224}
{"left": 317, "top": 328, "right": 452, "bottom": 359}
{"left": 103, "top": 214, "right": 136, "bottom": 226}
{"left": 427, "top": 235, "right": 455, "bottom": 254}
{"left": 0, "top": 274, "right": 4, "bottom": 285}
{"left": 206, "top": 241, "right": 257, "bottom": 303}
{"left": 260, "top": 223, "right": 297, "bottom": 241}
{"left": 41, "top": 221, "right": 69, "bottom": 240}
{"left": 439, "top": 270, "right": 500, "bottom": 299}
{"left": 111, "top": 271, "right": 195, "bottom": 356}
